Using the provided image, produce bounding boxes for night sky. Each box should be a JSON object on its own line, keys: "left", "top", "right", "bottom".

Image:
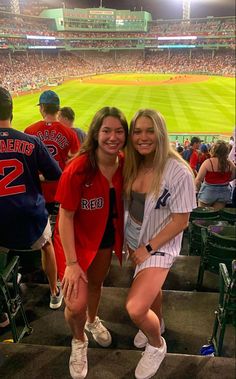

{"left": 67, "top": 0, "right": 235, "bottom": 19}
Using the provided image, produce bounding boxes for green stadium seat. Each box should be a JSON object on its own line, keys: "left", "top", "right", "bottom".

{"left": 0, "top": 252, "right": 32, "bottom": 342}
{"left": 219, "top": 208, "right": 236, "bottom": 225}
{"left": 196, "top": 225, "right": 236, "bottom": 290}
{"left": 190, "top": 207, "right": 220, "bottom": 221}
{"left": 188, "top": 219, "right": 228, "bottom": 256}
{"left": 209, "top": 260, "right": 236, "bottom": 356}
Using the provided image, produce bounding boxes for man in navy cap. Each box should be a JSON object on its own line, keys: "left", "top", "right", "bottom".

{"left": 25, "top": 90, "right": 79, "bottom": 215}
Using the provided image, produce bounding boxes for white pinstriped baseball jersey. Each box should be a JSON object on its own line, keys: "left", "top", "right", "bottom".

{"left": 125, "top": 157, "right": 197, "bottom": 275}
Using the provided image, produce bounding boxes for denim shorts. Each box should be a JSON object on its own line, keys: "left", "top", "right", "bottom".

{"left": 198, "top": 182, "right": 232, "bottom": 204}
{"left": 125, "top": 214, "right": 141, "bottom": 251}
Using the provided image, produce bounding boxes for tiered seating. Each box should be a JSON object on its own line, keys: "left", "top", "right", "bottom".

{"left": 0, "top": 252, "right": 32, "bottom": 342}
{"left": 196, "top": 225, "right": 236, "bottom": 290}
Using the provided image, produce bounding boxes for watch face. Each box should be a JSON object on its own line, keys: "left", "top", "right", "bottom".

{"left": 146, "top": 243, "right": 153, "bottom": 252}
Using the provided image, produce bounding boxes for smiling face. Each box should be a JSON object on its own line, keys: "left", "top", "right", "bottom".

{"left": 131, "top": 116, "right": 157, "bottom": 158}
{"left": 97, "top": 116, "right": 126, "bottom": 156}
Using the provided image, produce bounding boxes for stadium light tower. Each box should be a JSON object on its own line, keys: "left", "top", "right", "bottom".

{"left": 10, "top": 0, "right": 20, "bottom": 14}
{"left": 183, "top": 0, "right": 191, "bottom": 20}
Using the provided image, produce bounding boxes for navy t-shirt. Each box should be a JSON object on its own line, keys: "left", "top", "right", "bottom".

{"left": 0, "top": 128, "right": 62, "bottom": 249}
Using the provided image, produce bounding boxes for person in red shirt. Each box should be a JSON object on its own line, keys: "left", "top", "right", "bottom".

{"left": 24, "top": 90, "right": 79, "bottom": 214}
{"left": 189, "top": 136, "right": 201, "bottom": 176}
{"left": 195, "top": 140, "right": 235, "bottom": 209}
{"left": 54, "top": 107, "right": 128, "bottom": 379}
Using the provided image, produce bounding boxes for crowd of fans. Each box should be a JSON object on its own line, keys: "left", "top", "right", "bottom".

{"left": 0, "top": 49, "right": 234, "bottom": 93}
{"left": 0, "top": 13, "right": 235, "bottom": 38}
{"left": 0, "top": 9, "right": 234, "bottom": 93}
{"left": 1, "top": 35, "right": 234, "bottom": 50}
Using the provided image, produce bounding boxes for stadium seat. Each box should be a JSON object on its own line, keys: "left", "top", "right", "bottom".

{"left": 219, "top": 208, "right": 236, "bottom": 225}
{"left": 0, "top": 252, "right": 32, "bottom": 342}
{"left": 209, "top": 260, "right": 236, "bottom": 356}
{"left": 188, "top": 219, "right": 228, "bottom": 256}
{"left": 190, "top": 207, "right": 220, "bottom": 221}
{"left": 196, "top": 225, "right": 236, "bottom": 290}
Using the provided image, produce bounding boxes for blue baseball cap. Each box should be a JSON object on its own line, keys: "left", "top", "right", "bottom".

{"left": 37, "top": 90, "right": 60, "bottom": 106}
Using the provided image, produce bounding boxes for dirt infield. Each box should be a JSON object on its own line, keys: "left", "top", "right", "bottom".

{"left": 81, "top": 75, "right": 210, "bottom": 86}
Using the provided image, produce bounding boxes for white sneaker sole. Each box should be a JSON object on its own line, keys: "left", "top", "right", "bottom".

{"left": 85, "top": 324, "right": 112, "bottom": 347}
{"left": 49, "top": 296, "right": 63, "bottom": 309}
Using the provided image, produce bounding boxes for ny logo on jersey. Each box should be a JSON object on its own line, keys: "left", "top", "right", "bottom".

{"left": 155, "top": 188, "right": 171, "bottom": 209}
{"left": 81, "top": 197, "right": 104, "bottom": 210}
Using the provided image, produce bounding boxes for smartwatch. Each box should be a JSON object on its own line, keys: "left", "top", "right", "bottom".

{"left": 145, "top": 243, "right": 153, "bottom": 253}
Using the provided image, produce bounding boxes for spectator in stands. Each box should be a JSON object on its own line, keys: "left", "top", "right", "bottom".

{"left": 184, "top": 138, "right": 190, "bottom": 148}
{"left": 58, "top": 106, "right": 87, "bottom": 144}
{"left": 54, "top": 107, "right": 128, "bottom": 379}
{"left": 177, "top": 145, "right": 184, "bottom": 156}
{"left": 188, "top": 137, "right": 201, "bottom": 176}
{"left": 198, "top": 143, "right": 210, "bottom": 166}
{"left": 123, "top": 109, "right": 196, "bottom": 379}
{"left": 0, "top": 87, "right": 63, "bottom": 309}
{"left": 195, "top": 140, "right": 235, "bottom": 209}
{"left": 24, "top": 90, "right": 79, "bottom": 215}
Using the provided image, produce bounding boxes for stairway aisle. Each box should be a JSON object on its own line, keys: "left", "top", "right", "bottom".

{"left": 0, "top": 248, "right": 235, "bottom": 378}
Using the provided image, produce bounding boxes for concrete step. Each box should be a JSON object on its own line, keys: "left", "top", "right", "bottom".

{"left": 0, "top": 343, "right": 235, "bottom": 379}
{"left": 0, "top": 285, "right": 234, "bottom": 357}
{"left": 104, "top": 255, "right": 219, "bottom": 292}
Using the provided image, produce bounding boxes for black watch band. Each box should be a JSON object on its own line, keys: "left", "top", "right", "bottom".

{"left": 145, "top": 243, "right": 153, "bottom": 253}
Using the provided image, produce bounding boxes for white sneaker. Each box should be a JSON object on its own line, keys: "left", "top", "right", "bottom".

{"left": 135, "top": 337, "right": 167, "bottom": 379}
{"left": 85, "top": 316, "right": 112, "bottom": 347}
{"left": 69, "top": 335, "right": 88, "bottom": 379}
{"left": 134, "top": 319, "right": 165, "bottom": 348}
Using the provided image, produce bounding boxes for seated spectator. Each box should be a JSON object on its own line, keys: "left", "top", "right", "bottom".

{"left": 0, "top": 87, "right": 63, "bottom": 309}
{"left": 195, "top": 140, "right": 235, "bottom": 209}
{"left": 58, "top": 106, "right": 87, "bottom": 144}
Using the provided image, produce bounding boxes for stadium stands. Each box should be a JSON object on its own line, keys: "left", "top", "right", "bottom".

{"left": 0, "top": 8, "right": 235, "bottom": 93}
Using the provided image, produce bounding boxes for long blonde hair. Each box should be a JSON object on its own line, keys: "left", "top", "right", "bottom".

{"left": 123, "top": 109, "right": 191, "bottom": 198}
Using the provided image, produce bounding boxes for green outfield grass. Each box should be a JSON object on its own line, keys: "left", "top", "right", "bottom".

{"left": 12, "top": 74, "right": 235, "bottom": 135}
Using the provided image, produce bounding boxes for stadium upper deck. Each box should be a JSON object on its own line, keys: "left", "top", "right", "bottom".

{"left": 0, "top": 8, "right": 235, "bottom": 92}
{"left": 0, "top": 11, "right": 235, "bottom": 51}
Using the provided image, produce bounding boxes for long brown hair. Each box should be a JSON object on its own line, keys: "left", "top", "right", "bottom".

{"left": 210, "top": 140, "right": 230, "bottom": 172}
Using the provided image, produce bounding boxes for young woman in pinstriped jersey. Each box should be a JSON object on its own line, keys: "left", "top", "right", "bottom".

{"left": 123, "top": 109, "right": 196, "bottom": 379}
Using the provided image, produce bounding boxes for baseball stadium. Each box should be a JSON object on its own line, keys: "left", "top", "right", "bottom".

{"left": 0, "top": 0, "right": 235, "bottom": 378}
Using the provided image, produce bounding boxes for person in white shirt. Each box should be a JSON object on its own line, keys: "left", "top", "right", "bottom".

{"left": 123, "top": 109, "right": 196, "bottom": 379}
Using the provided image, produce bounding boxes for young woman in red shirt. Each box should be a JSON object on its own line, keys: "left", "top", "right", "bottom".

{"left": 54, "top": 107, "right": 128, "bottom": 379}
